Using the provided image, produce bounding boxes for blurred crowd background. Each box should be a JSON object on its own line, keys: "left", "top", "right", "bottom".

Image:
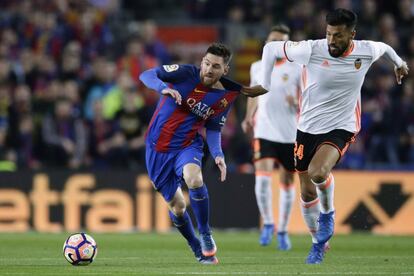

{"left": 0, "top": 0, "right": 413, "bottom": 171}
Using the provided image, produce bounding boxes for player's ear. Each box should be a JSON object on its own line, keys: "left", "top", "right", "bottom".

{"left": 223, "top": 64, "right": 229, "bottom": 76}
{"left": 350, "top": 29, "right": 356, "bottom": 39}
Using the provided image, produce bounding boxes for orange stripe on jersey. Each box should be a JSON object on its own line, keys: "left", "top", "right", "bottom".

{"left": 301, "top": 66, "right": 308, "bottom": 89}
{"left": 296, "top": 86, "right": 302, "bottom": 122}
{"left": 256, "top": 171, "right": 272, "bottom": 177}
{"left": 341, "top": 41, "right": 354, "bottom": 57}
{"left": 355, "top": 100, "right": 361, "bottom": 132}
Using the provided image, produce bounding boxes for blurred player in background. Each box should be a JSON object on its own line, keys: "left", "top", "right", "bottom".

{"left": 242, "top": 24, "right": 301, "bottom": 250}
{"left": 260, "top": 8, "right": 409, "bottom": 264}
{"left": 140, "top": 43, "right": 266, "bottom": 264}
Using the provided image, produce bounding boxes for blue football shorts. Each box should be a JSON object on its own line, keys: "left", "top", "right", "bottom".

{"left": 145, "top": 145, "right": 204, "bottom": 202}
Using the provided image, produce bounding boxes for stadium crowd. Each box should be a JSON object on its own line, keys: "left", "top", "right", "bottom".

{"left": 0, "top": 0, "right": 413, "bottom": 171}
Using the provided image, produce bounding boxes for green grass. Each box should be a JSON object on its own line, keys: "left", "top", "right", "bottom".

{"left": 0, "top": 232, "right": 413, "bottom": 275}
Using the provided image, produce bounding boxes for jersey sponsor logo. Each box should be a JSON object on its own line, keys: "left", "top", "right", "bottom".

{"left": 163, "top": 64, "right": 179, "bottom": 72}
{"left": 194, "top": 88, "right": 206, "bottom": 93}
{"left": 282, "top": 73, "right": 289, "bottom": 82}
{"left": 354, "top": 58, "right": 362, "bottom": 70}
{"left": 186, "top": 98, "right": 215, "bottom": 119}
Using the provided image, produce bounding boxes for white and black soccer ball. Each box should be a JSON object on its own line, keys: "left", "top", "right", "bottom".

{"left": 63, "top": 233, "right": 98, "bottom": 265}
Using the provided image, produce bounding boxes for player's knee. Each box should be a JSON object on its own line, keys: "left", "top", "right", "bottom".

{"left": 282, "top": 172, "right": 295, "bottom": 185}
{"left": 308, "top": 164, "right": 330, "bottom": 183}
{"left": 171, "top": 201, "right": 187, "bottom": 217}
{"left": 183, "top": 173, "right": 203, "bottom": 188}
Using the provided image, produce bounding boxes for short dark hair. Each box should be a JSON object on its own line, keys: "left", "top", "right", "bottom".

{"left": 206, "top": 43, "right": 232, "bottom": 65}
{"left": 326, "top": 8, "right": 358, "bottom": 30}
{"left": 270, "top": 24, "right": 290, "bottom": 35}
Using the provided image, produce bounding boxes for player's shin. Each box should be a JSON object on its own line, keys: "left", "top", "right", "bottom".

{"left": 312, "top": 173, "right": 335, "bottom": 214}
{"left": 255, "top": 173, "right": 274, "bottom": 225}
{"left": 300, "top": 197, "right": 320, "bottom": 243}
{"left": 169, "top": 211, "right": 200, "bottom": 249}
{"left": 189, "top": 184, "right": 210, "bottom": 234}
{"left": 278, "top": 183, "right": 295, "bottom": 232}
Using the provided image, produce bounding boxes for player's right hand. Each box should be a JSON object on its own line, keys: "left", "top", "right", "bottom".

{"left": 395, "top": 61, "right": 409, "bottom": 85}
{"left": 215, "top": 156, "right": 227, "bottom": 182}
{"left": 161, "top": 88, "right": 182, "bottom": 105}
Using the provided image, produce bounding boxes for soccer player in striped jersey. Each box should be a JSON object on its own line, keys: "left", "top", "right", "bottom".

{"left": 260, "top": 9, "right": 409, "bottom": 264}
{"left": 242, "top": 24, "right": 302, "bottom": 250}
{"left": 140, "top": 43, "right": 266, "bottom": 264}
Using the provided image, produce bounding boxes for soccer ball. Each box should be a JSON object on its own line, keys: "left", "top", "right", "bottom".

{"left": 63, "top": 233, "right": 98, "bottom": 265}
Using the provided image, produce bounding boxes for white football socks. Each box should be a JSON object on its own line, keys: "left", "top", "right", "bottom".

{"left": 300, "top": 197, "right": 320, "bottom": 243}
{"left": 278, "top": 183, "right": 295, "bottom": 232}
{"left": 312, "top": 173, "right": 335, "bottom": 214}
{"left": 255, "top": 173, "right": 274, "bottom": 225}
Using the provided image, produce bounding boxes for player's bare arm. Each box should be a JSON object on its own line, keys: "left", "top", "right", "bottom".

{"left": 241, "top": 97, "right": 258, "bottom": 134}
{"left": 240, "top": 85, "right": 268, "bottom": 97}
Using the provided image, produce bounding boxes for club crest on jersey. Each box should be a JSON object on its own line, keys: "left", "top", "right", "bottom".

{"left": 354, "top": 58, "right": 362, "bottom": 70}
{"left": 219, "top": 98, "right": 228, "bottom": 108}
{"left": 282, "top": 73, "right": 289, "bottom": 82}
{"left": 163, "top": 64, "right": 179, "bottom": 72}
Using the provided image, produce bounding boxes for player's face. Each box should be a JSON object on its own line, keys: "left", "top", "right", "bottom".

{"left": 266, "top": 31, "right": 289, "bottom": 43}
{"left": 200, "top": 53, "right": 229, "bottom": 87}
{"left": 326, "top": 24, "right": 355, "bottom": 57}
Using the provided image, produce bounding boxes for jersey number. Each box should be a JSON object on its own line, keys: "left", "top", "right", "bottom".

{"left": 294, "top": 143, "right": 304, "bottom": 161}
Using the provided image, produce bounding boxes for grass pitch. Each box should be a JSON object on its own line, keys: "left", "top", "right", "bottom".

{"left": 0, "top": 232, "right": 413, "bottom": 275}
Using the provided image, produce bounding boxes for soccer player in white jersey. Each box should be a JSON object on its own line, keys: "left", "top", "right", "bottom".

{"left": 242, "top": 25, "right": 302, "bottom": 250}
{"left": 260, "top": 9, "right": 409, "bottom": 264}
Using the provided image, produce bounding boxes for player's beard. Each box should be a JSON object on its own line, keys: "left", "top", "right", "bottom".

{"left": 328, "top": 42, "right": 349, "bottom": 58}
{"left": 328, "top": 45, "right": 345, "bottom": 57}
{"left": 201, "top": 74, "right": 219, "bottom": 87}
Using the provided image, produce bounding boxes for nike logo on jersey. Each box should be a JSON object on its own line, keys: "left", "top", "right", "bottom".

{"left": 194, "top": 88, "right": 206, "bottom": 93}
{"left": 193, "top": 157, "right": 201, "bottom": 163}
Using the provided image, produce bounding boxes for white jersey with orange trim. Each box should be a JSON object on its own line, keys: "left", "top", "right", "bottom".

{"left": 260, "top": 39, "right": 404, "bottom": 134}
{"left": 250, "top": 59, "right": 301, "bottom": 143}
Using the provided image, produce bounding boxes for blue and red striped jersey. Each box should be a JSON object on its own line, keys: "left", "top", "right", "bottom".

{"left": 145, "top": 64, "right": 242, "bottom": 152}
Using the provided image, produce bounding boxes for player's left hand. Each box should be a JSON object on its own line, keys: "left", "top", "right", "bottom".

{"left": 240, "top": 85, "right": 268, "bottom": 97}
{"left": 395, "top": 61, "right": 409, "bottom": 85}
{"left": 215, "top": 156, "right": 227, "bottom": 182}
